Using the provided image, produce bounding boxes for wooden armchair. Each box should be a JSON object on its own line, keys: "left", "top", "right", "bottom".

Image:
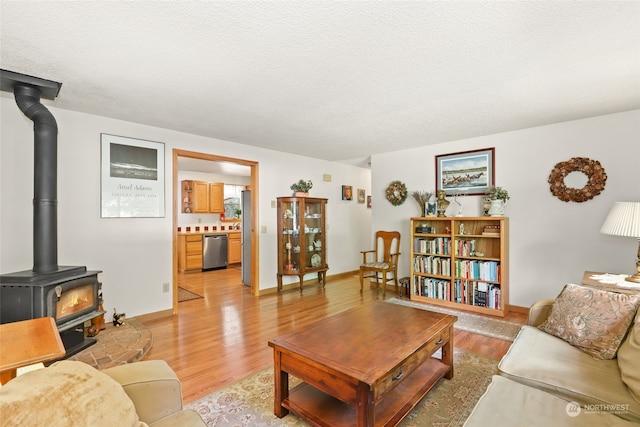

{"left": 359, "top": 231, "right": 401, "bottom": 298}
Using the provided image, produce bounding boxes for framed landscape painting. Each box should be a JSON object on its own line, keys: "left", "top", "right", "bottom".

{"left": 101, "top": 134, "right": 165, "bottom": 218}
{"left": 435, "top": 147, "right": 494, "bottom": 196}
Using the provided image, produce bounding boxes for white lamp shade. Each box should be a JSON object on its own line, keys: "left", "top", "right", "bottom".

{"left": 600, "top": 202, "right": 640, "bottom": 238}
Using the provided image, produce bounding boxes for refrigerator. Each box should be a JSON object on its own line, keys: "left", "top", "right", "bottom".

{"left": 241, "top": 190, "right": 251, "bottom": 286}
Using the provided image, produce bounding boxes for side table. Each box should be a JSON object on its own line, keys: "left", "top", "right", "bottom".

{"left": 0, "top": 317, "right": 65, "bottom": 384}
{"left": 581, "top": 271, "right": 640, "bottom": 294}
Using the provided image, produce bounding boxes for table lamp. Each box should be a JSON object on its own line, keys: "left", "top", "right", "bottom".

{"left": 600, "top": 202, "right": 640, "bottom": 283}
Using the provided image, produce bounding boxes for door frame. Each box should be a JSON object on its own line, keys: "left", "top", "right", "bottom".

{"left": 172, "top": 149, "right": 260, "bottom": 313}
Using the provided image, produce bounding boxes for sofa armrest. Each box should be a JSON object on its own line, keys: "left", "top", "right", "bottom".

{"left": 527, "top": 299, "right": 556, "bottom": 326}
{"left": 102, "top": 360, "right": 183, "bottom": 425}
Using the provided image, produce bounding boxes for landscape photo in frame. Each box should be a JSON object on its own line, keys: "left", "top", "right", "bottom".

{"left": 100, "top": 134, "right": 165, "bottom": 218}
{"left": 435, "top": 147, "right": 495, "bottom": 196}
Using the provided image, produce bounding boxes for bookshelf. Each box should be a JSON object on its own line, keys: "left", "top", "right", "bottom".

{"left": 410, "top": 216, "right": 509, "bottom": 317}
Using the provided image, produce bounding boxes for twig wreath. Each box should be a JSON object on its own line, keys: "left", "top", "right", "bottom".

{"left": 548, "top": 157, "right": 607, "bottom": 203}
{"left": 385, "top": 180, "right": 408, "bottom": 206}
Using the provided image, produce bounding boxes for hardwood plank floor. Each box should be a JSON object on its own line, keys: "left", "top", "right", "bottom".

{"left": 137, "top": 266, "right": 526, "bottom": 403}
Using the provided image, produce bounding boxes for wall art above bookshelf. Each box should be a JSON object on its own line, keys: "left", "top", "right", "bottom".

{"left": 410, "top": 216, "right": 509, "bottom": 317}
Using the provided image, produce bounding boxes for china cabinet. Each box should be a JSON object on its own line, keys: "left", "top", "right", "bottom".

{"left": 277, "top": 197, "right": 328, "bottom": 292}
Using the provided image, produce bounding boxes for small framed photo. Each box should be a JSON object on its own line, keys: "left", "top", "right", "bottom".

{"left": 367, "top": 195, "right": 372, "bottom": 208}
{"left": 435, "top": 147, "right": 494, "bottom": 196}
{"left": 342, "top": 185, "right": 353, "bottom": 201}
{"left": 357, "top": 189, "right": 365, "bottom": 203}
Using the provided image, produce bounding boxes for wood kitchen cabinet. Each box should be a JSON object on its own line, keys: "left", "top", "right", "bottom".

{"left": 182, "top": 180, "right": 224, "bottom": 214}
{"left": 178, "top": 234, "right": 203, "bottom": 272}
{"left": 209, "top": 182, "right": 224, "bottom": 213}
{"left": 227, "top": 232, "right": 241, "bottom": 264}
{"left": 181, "top": 180, "right": 209, "bottom": 213}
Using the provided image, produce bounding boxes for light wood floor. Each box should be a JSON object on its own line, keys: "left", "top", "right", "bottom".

{"left": 137, "top": 266, "right": 527, "bottom": 404}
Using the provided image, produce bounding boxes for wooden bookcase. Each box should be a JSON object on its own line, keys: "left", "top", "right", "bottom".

{"left": 410, "top": 216, "right": 509, "bottom": 317}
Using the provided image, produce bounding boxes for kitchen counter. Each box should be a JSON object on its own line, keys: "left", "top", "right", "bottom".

{"left": 177, "top": 230, "right": 240, "bottom": 235}
{"left": 177, "top": 230, "right": 241, "bottom": 272}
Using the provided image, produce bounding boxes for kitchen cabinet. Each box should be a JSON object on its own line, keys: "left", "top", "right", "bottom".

{"left": 181, "top": 180, "right": 209, "bottom": 213}
{"left": 209, "top": 182, "right": 224, "bottom": 213}
{"left": 178, "top": 234, "right": 203, "bottom": 272}
{"left": 227, "top": 232, "right": 241, "bottom": 264}
{"left": 181, "top": 180, "right": 224, "bottom": 214}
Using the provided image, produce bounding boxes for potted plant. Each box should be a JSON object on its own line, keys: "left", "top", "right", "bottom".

{"left": 290, "top": 179, "right": 313, "bottom": 196}
{"left": 487, "top": 186, "right": 509, "bottom": 216}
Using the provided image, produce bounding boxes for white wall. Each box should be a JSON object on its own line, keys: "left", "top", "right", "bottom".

{"left": 0, "top": 98, "right": 372, "bottom": 318}
{"left": 371, "top": 110, "right": 640, "bottom": 308}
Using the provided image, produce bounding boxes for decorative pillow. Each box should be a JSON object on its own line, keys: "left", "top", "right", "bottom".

{"left": 539, "top": 283, "right": 640, "bottom": 360}
{"left": 0, "top": 360, "right": 146, "bottom": 427}
{"left": 618, "top": 311, "right": 640, "bottom": 403}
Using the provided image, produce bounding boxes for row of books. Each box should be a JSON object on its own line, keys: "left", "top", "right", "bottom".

{"left": 413, "top": 237, "right": 451, "bottom": 255}
{"left": 453, "top": 280, "right": 501, "bottom": 308}
{"left": 412, "top": 276, "right": 502, "bottom": 309}
{"left": 455, "top": 239, "right": 476, "bottom": 256}
{"left": 454, "top": 260, "right": 501, "bottom": 282}
{"left": 413, "top": 276, "right": 450, "bottom": 300}
{"left": 413, "top": 255, "right": 451, "bottom": 276}
{"left": 482, "top": 224, "right": 501, "bottom": 236}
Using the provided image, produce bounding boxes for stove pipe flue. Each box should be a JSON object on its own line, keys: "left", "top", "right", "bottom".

{"left": 0, "top": 70, "right": 62, "bottom": 274}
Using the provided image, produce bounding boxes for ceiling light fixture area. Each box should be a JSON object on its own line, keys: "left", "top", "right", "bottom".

{"left": 0, "top": 69, "right": 62, "bottom": 100}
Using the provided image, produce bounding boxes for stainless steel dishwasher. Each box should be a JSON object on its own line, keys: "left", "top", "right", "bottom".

{"left": 202, "top": 234, "right": 228, "bottom": 270}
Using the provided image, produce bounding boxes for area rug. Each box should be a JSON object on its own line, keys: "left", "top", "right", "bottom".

{"left": 178, "top": 286, "right": 203, "bottom": 302}
{"left": 387, "top": 297, "right": 522, "bottom": 342}
{"left": 187, "top": 348, "right": 497, "bottom": 426}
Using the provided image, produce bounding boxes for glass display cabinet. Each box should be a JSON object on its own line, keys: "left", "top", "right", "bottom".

{"left": 277, "top": 197, "right": 328, "bottom": 292}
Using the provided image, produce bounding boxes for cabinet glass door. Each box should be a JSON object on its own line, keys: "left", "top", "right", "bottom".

{"left": 281, "top": 199, "right": 301, "bottom": 271}
{"left": 303, "top": 200, "right": 324, "bottom": 269}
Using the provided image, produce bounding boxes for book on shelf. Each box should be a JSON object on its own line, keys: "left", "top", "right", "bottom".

{"left": 482, "top": 225, "right": 500, "bottom": 236}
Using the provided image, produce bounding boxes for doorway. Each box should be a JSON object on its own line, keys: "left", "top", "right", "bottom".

{"left": 172, "top": 149, "right": 259, "bottom": 314}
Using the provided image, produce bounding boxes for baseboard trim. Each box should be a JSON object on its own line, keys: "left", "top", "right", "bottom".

{"left": 509, "top": 304, "right": 529, "bottom": 314}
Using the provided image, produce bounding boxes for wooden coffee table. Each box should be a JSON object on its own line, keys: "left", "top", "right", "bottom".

{"left": 268, "top": 301, "right": 456, "bottom": 427}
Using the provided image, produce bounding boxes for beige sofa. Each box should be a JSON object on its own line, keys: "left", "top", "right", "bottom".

{"left": 0, "top": 359, "right": 206, "bottom": 427}
{"left": 465, "top": 284, "right": 640, "bottom": 426}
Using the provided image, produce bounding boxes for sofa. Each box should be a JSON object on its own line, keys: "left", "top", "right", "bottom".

{"left": 0, "top": 359, "right": 206, "bottom": 427}
{"left": 465, "top": 283, "right": 640, "bottom": 426}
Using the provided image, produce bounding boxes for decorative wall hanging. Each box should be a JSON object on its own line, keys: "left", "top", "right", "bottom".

{"left": 101, "top": 134, "right": 165, "bottom": 218}
{"left": 357, "top": 189, "right": 366, "bottom": 203}
{"left": 436, "top": 147, "right": 495, "bottom": 196}
{"left": 342, "top": 185, "right": 353, "bottom": 201}
{"left": 548, "top": 157, "right": 607, "bottom": 203}
{"left": 385, "top": 180, "right": 408, "bottom": 206}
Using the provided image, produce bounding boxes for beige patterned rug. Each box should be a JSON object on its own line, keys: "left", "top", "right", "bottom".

{"left": 387, "top": 297, "right": 522, "bottom": 342}
{"left": 187, "top": 348, "right": 497, "bottom": 426}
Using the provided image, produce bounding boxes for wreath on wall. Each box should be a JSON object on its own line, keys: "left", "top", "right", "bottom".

{"left": 385, "top": 180, "right": 408, "bottom": 206}
{"left": 548, "top": 157, "right": 607, "bottom": 203}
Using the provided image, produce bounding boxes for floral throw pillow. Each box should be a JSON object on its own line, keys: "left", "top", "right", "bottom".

{"left": 539, "top": 283, "right": 640, "bottom": 360}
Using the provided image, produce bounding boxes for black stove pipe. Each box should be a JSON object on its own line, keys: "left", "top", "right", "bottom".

{"left": 13, "top": 84, "right": 59, "bottom": 273}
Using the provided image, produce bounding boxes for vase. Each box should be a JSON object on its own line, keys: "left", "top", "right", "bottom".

{"left": 294, "top": 192, "right": 309, "bottom": 197}
{"left": 488, "top": 199, "right": 505, "bottom": 216}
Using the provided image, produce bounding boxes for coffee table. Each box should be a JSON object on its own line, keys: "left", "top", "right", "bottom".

{"left": 268, "top": 301, "right": 456, "bottom": 426}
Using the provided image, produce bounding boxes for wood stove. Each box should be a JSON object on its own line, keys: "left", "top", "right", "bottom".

{"left": 0, "top": 267, "right": 103, "bottom": 357}
{"left": 0, "top": 70, "right": 105, "bottom": 358}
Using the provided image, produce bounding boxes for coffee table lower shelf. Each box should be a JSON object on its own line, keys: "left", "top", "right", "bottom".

{"left": 283, "top": 357, "right": 450, "bottom": 427}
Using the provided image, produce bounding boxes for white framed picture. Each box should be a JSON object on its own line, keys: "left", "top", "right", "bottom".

{"left": 100, "top": 134, "right": 165, "bottom": 218}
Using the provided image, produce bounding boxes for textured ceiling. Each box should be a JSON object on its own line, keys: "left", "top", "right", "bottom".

{"left": 1, "top": 1, "right": 639, "bottom": 166}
